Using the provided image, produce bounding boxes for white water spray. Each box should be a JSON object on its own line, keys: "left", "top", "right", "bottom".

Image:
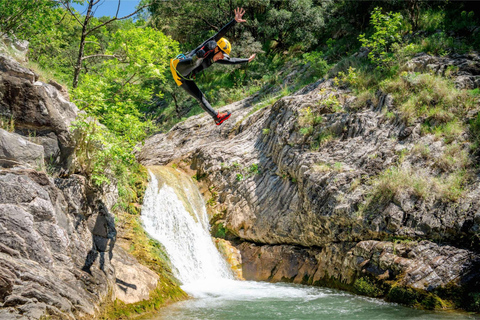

{"left": 141, "top": 167, "right": 233, "bottom": 288}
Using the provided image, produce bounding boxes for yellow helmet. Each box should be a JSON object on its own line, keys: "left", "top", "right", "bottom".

{"left": 217, "top": 38, "right": 231, "bottom": 55}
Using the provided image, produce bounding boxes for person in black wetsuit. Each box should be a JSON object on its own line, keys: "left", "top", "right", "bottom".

{"left": 170, "top": 7, "right": 256, "bottom": 125}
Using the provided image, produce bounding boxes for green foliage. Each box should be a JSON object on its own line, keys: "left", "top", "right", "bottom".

{"left": 249, "top": 163, "right": 260, "bottom": 175}
{"left": 354, "top": 277, "right": 384, "bottom": 297}
{"left": 0, "top": 0, "right": 59, "bottom": 38}
{"left": 302, "top": 51, "right": 329, "bottom": 77}
{"left": 381, "top": 72, "right": 475, "bottom": 130}
{"left": 387, "top": 286, "right": 422, "bottom": 306}
{"left": 468, "top": 292, "right": 480, "bottom": 312}
{"left": 73, "top": 27, "right": 179, "bottom": 144}
{"left": 359, "top": 7, "right": 407, "bottom": 68}
{"left": 71, "top": 117, "right": 135, "bottom": 187}
{"left": 470, "top": 112, "right": 480, "bottom": 153}
{"left": 336, "top": 66, "right": 359, "bottom": 87}
{"left": 211, "top": 222, "right": 227, "bottom": 239}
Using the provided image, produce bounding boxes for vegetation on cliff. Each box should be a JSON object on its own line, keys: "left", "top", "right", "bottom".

{"left": 2, "top": 0, "right": 480, "bottom": 315}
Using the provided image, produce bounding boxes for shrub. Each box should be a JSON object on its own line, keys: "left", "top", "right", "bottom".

{"left": 359, "top": 7, "right": 407, "bottom": 68}
{"left": 303, "top": 51, "right": 329, "bottom": 77}
{"left": 470, "top": 112, "right": 480, "bottom": 153}
{"left": 368, "top": 165, "right": 467, "bottom": 204}
{"left": 0, "top": 115, "right": 14, "bottom": 132}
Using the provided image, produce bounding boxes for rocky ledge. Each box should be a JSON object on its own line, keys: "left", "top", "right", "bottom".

{"left": 139, "top": 54, "right": 480, "bottom": 311}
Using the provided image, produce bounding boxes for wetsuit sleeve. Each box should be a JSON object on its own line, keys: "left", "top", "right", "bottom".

{"left": 213, "top": 19, "right": 237, "bottom": 41}
{"left": 216, "top": 56, "right": 249, "bottom": 65}
{"left": 189, "top": 19, "right": 238, "bottom": 57}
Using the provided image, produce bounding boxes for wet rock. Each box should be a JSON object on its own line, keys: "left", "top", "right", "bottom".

{"left": 214, "top": 238, "right": 244, "bottom": 280}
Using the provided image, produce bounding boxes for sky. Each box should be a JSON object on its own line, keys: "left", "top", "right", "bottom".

{"left": 71, "top": 0, "right": 143, "bottom": 18}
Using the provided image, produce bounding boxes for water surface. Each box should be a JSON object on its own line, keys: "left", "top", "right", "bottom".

{"left": 150, "top": 279, "right": 476, "bottom": 320}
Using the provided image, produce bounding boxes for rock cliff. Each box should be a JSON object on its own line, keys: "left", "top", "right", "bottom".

{"left": 139, "top": 53, "right": 480, "bottom": 310}
{"left": 0, "top": 46, "right": 161, "bottom": 319}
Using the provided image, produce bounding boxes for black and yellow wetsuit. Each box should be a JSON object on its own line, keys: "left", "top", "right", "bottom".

{"left": 170, "top": 19, "right": 249, "bottom": 119}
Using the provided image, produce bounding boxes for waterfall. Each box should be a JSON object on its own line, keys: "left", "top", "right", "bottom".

{"left": 141, "top": 166, "right": 233, "bottom": 287}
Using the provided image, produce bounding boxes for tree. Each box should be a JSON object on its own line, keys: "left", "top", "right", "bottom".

{"left": 73, "top": 27, "right": 179, "bottom": 143}
{"left": 58, "top": 0, "right": 152, "bottom": 88}
{"left": 0, "top": 0, "right": 59, "bottom": 38}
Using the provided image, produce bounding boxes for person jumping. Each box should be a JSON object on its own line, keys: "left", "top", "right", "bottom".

{"left": 170, "top": 7, "right": 256, "bottom": 125}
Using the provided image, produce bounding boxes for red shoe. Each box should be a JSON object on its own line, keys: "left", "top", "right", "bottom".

{"left": 215, "top": 112, "right": 231, "bottom": 125}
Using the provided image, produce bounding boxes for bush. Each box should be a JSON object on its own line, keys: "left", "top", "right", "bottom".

{"left": 303, "top": 51, "right": 329, "bottom": 77}
{"left": 359, "top": 7, "right": 408, "bottom": 68}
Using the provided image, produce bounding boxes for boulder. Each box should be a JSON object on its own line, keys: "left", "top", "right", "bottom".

{"left": 111, "top": 247, "right": 159, "bottom": 304}
{"left": 0, "top": 55, "right": 78, "bottom": 167}
{"left": 0, "top": 54, "right": 36, "bottom": 82}
{"left": 406, "top": 52, "right": 480, "bottom": 89}
{"left": 0, "top": 129, "right": 44, "bottom": 169}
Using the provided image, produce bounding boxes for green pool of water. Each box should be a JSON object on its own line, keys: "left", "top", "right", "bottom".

{"left": 147, "top": 280, "right": 477, "bottom": 320}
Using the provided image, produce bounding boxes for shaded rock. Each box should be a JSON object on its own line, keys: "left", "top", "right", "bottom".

{"left": 0, "top": 169, "right": 114, "bottom": 319}
{"left": 0, "top": 54, "right": 36, "bottom": 82}
{"left": 26, "top": 131, "right": 60, "bottom": 162}
{"left": 0, "top": 58, "right": 78, "bottom": 167}
{"left": 406, "top": 52, "right": 480, "bottom": 89}
{"left": 237, "top": 240, "right": 480, "bottom": 303}
{"left": 0, "top": 129, "right": 44, "bottom": 169}
{"left": 0, "top": 273, "right": 13, "bottom": 302}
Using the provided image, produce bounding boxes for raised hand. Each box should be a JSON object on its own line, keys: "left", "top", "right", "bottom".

{"left": 248, "top": 54, "right": 256, "bottom": 62}
{"left": 234, "top": 7, "right": 246, "bottom": 23}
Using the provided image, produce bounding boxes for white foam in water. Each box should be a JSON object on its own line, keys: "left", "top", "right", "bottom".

{"left": 141, "top": 168, "right": 328, "bottom": 300}
{"left": 142, "top": 170, "right": 233, "bottom": 287}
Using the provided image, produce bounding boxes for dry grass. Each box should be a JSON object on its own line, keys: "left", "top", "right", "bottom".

{"left": 369, "top": 165, "right": 467, "bottom": 203}
{"left": 381, "top": 73, "right": 474, "bottom": 128}
{"left": 434, "top": 143, "right": 470, "bottom": 172}
{"left": 0, "top": 116, "right": 15, "bottom": 132}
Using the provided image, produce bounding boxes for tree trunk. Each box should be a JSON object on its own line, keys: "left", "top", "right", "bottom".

{"left": 72, "top": 0, "right": 94, "bottom": 89}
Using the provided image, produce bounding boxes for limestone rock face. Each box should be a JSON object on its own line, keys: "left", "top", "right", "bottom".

{"left": 0, "top": 54, "right": 78, "bottom": 167}
{"left": 238, "top": 240, "right": 479, "bottom": 293}
{"left": 0, "top": 168, "right": 159, "bottom": 319}
{"left": 406, "top": 52, "right": 480, "bottom": 89}
{"left": 0, "top": 129, "right": 44, "bottom": 169}
{"left": 139, "top": 73, "right": 480, "bottom": 307}
{"left": 111, "top": 248, "right": 159, "bottom": 304}
{"left": 0, "top": 169, "right": 112, "bottom": 320}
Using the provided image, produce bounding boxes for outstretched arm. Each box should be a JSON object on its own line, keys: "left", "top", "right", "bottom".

{"left": 192, "top": 7, "right": 247, "bottom": 53}
{"left": 216, "top": 53, "right": 256, "bottom": 65}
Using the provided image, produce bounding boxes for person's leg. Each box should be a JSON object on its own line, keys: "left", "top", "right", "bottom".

{"left": 180, "top": 80, "right": 218, "bottom": 119}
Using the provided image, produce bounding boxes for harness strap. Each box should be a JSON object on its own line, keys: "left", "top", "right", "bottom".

{"left": 170, "top": 54, "right": 196, "bottom": 86}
